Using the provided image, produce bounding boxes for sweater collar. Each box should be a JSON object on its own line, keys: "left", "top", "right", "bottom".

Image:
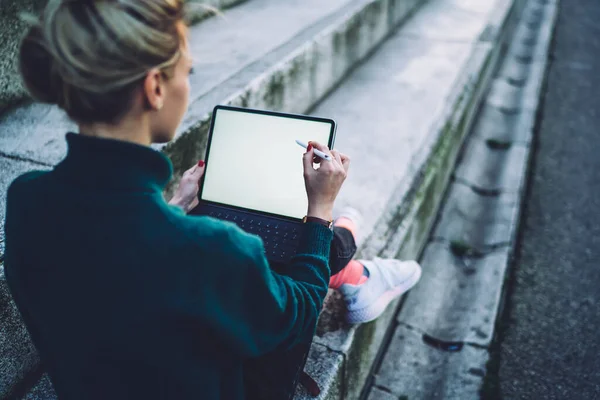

{"left": 54, "top": 133, "right": 173, "bottom": 192}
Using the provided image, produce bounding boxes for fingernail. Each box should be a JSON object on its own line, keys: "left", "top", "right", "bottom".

{"left": 307, "top": 144, "right": 313, "bottom": 151}
{"left": 197, "top": 160, "right": 205, "bottom": 167}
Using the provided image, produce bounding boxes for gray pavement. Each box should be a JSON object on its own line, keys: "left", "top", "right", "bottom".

{"left": 488, "top": 1, "right": 600, "bottom": 399}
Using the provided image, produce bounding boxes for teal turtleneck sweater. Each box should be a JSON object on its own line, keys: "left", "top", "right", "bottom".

{"left": 4, "top": 133, "right": 332, "bottom": 399}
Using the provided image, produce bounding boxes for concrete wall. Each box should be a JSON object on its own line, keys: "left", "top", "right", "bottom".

{"left": 0, "top": 0, "right": 46, "bottom": 114}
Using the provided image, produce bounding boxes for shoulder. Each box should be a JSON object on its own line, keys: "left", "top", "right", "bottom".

{"left": 6, "top": 170, "right": 50, "bottom": 204}
{"left": 8, "top": 170, "right": 49, "bottom": 190}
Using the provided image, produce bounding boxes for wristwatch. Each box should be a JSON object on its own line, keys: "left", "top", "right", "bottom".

{"left": 303, "top": 215, "right": 334, "bottom": 231}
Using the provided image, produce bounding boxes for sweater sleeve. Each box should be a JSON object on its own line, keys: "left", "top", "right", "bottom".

{"left": 181, "top": 220, "right": 333, "bottom": 358}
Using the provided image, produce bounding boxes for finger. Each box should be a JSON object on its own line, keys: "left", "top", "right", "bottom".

{"left": 339, "top": 152, "right": 350, "bottom": 172}
{"left": 186, "top": 164, "right": 198, "bottom": 174}
{"left": 308, "top": 141, "right": 333, "bottom": 157}
{"left": 192, "top": 162, "right": 205, "bottom": 177}
{"left": 308, "top": 142, "right": 336, "bottom": 169}
{"left": 303, "top": 147, "right": 315, "bottom": 175}
{"left": 330, "top": 150, "right": 343, "bottom": 165}
{"left": 312, "top": 155, "right": 323, "bottom": 164}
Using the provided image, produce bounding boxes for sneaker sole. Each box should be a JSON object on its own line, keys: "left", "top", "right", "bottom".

{"left": 346, "top": 264, "right": 422, "bottom": 324}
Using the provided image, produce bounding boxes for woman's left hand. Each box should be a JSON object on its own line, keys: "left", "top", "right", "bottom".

{"left": 168, "top": 161, "right": 205, "bottom": 213}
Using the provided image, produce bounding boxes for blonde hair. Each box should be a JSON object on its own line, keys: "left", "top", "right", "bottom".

{"left": 19, "top": 0, "right": 188, "bottom": 124}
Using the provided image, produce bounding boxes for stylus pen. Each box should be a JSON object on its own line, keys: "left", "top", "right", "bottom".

{"left": 295, "top": 140, "right": 332, "bottom": 161}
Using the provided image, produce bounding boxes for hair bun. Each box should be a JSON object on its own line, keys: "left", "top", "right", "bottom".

{"left": 19, "top": 24, "right": 62, "bottom": 105}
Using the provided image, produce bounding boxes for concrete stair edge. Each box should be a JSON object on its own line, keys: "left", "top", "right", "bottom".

{"left": 375, "top": 0, "right": 560, "bottom": 397}
{"left": 296, "top": 0, "right": 528, "bottom": 399}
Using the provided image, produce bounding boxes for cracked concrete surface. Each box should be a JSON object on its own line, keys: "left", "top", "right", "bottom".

{"left": 374, "top": 325, "right": 489, "bottom": 399}
{"left": 397, "top": 243, "right": 511, "bottom": 346}
{"left": 363, "top": 0, "right": 559, "bottom": 398}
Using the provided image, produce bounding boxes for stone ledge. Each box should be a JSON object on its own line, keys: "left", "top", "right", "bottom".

{"left": 374, "top": 324, "right": 489, "bottom": 399}
{"left": 368, "top": 0, "right": 560, "bottom": 397}
{"left": 430, "top": 184, "right": 519, "bottom": 250}
{"left": 296, "top": 0, "right": 523, "bottom": 397}
{"left": 367, "top": 387, "right": 398, "bottom": 400}
{"left": 0, "top": 272, "right": 40, "bottom": 399}
{"left": 454, "top": 137, "right": 529, "bottom": 193}
{"left": 294, "top": 343, "right": 344, "bottom": 400}
{"left": 397, "top": 242, "right": 511, "bottom": 346}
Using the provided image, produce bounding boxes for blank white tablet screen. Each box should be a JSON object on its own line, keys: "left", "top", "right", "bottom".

{"left": 201, "top": 109, "right": 333, "bottom": 219}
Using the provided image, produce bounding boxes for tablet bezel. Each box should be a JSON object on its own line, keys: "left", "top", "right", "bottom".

{"left": 198, "top": 105, "right": 337, "bottom": 222}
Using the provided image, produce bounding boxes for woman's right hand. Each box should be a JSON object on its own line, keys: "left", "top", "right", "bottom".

{"left": 302, "top": 141, "right": 350, "bottom": 221}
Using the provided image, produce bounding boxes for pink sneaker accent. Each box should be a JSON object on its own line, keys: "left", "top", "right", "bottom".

{"left": 329, "top": 260, "right": 366, "bottom": 289}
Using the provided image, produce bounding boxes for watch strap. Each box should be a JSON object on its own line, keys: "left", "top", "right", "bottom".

{"left": 303, "top": 215, "right": 333, "bottom": 230}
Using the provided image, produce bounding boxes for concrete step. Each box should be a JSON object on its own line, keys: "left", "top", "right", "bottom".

{"left": 368, "top": 0, "right": 559, "bottom": 398}
{"left": 294, "top": 0, "right": 524, "bottom": 397}
{"left": 0, "top": 0, "right": 424, "bottom": 397}
{"left": 0, "top": 0, "right": 523, "bottom": 397}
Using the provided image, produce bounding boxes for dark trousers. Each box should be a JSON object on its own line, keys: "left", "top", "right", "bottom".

{"left": 244, "top": 226, "right": 357, "bottom": 400}
{"left": 329, "top": 226, "right": 358, "bottom": 276}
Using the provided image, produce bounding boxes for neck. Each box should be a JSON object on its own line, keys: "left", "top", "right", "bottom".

{"left": 78, "top": 114, "right": 152, "bottom": 146}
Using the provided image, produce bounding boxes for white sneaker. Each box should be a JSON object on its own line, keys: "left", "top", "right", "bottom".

{"left": 339, "top": 258, "right": 422, "bottom": 324}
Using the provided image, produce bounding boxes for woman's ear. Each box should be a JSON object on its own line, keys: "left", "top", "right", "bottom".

{"left": 143, "top": 68, "right": 165, "bottom": 111}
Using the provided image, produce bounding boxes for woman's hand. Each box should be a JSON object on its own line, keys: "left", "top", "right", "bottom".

{"left": 302, "top": 141, "right": 350, "bottom": 221}
{"left": 169, "top": 161, "right": 206, "bottom": 213}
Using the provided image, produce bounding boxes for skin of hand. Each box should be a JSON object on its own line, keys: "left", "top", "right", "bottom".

{"left": 169, "top": 162, "right": 206, "bottom": 213}
{"left": 302, "top": 141, "right": 350, "bottom": 221}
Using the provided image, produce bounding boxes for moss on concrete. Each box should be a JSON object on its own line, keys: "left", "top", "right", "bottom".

{"left": 344, "top": 319, "right": 377, "bottom": 399}
{"left": 262, "top": 72, "right": 286, "bottom": 111}
{"left": 161, "top": 116, "right": 212, "bottom": 198}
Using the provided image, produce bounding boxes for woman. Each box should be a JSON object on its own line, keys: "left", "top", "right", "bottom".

{"left": 4, "top": 1, "right": 421, "bottom": 398}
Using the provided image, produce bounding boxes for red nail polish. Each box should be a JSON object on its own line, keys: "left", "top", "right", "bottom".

{"left": 307, "top": 144, "right": 313, "bottom": 151}
{"left": 197, "top": 160, "right": 205, "bottom": 167}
